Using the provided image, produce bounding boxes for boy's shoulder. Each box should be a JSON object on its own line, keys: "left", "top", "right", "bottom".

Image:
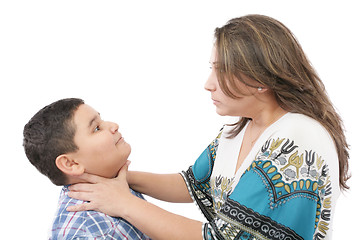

{"left": 50, "top": 186, "right": 117, "bottom": 238}
{"left": 50, "top": 186, "right": 148, "bottom": 239}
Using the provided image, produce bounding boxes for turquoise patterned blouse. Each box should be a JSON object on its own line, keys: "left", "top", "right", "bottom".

{"left": 181, "top": 113, "right": 339, "bottom": 240}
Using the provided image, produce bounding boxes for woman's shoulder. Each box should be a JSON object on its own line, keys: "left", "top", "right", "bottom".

{"left": 279, "top": 112, "right": 326, "bottom": 132}
{"left": 262, "top": 113, "right": 338, "bottom": 175}
{"left": 274, "top": 113, "right": 334, "bottom": 147}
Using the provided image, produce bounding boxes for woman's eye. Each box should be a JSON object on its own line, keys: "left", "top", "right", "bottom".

{"left": 94, "top": 126, "right": 100, "bottom": 132}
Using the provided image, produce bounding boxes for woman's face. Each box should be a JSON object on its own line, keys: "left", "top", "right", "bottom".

{"left": 204, "top": 46, "right": 262, "bottom": 117}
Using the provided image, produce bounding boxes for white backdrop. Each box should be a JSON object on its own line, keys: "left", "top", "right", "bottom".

{"left": 1, "top": 0, "right": 358, "bottom": 239}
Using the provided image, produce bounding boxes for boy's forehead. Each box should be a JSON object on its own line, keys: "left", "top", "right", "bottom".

{"left": 73, "top": 104, "right": 100, "bottom": 128}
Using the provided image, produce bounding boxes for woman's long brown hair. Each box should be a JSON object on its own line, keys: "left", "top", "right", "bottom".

{"left": 214, "top": 14, "right": 350, "bottom": 190}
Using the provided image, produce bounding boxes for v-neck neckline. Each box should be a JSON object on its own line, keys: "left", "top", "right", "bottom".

{"left": 232, "top": 112, "right": 290, "bottom": 183}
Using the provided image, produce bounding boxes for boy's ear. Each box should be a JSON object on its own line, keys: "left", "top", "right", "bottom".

{"left": 55, "top": 154, "right": 85, "bottom": 176}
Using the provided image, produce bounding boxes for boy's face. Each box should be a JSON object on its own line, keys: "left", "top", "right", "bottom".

{"left": 69, "top": 104, "right": 131, "bottom": 178}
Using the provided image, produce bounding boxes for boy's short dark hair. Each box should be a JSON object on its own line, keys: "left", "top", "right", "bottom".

{"left": 23, "top": 98, "right": 84, "bottom": 186}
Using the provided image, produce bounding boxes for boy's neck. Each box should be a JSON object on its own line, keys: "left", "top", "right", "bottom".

{"left": 65, "top": 176, "right": 89, "bottom": 185}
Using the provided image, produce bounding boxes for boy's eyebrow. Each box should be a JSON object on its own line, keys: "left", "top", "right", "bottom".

{"left": 88, "top": 113, "right": 101, "bottom": 128}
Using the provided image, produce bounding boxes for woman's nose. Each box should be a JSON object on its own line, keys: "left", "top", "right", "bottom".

{"left": 204, "top": 71, "right": 217, "bottom": 92}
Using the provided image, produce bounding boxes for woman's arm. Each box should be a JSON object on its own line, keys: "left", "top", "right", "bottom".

{"left": 123, "top": 193, "right": 203, "bottom": 240}
{"left": 67, "top": 162, "right": 203, "bottom": 240}
{"left": 127, "top": 171, "right": 193, "bottom": 203}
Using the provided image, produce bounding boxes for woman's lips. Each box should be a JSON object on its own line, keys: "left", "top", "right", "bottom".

{"left": 212, "top": 98, "right": 220, "bottom": 105}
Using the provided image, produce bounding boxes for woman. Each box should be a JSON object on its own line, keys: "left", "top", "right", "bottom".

{"left": 68, "top": 14, "right": 350, "bottom": 240}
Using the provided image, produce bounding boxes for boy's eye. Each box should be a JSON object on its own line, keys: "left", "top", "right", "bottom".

{"left": 94, "top": 126, "right": 100, "bottom": 132}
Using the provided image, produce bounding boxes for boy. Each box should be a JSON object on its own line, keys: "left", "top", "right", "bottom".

{"left": 23, "top": 98, "right": 150, "bottom": 240}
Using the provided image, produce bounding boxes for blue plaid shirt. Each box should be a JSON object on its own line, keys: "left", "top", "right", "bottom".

{"left": 49, "top": 185, "right": 151, "bottom": 240}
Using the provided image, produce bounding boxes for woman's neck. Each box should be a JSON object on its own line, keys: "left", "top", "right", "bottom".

{"left": 251, "top": 105, "right": 287, "bottom": 129}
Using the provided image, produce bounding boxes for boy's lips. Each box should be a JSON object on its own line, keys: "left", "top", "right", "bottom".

{"left": 115, "top": 136, "right": 123, "bottom": 145}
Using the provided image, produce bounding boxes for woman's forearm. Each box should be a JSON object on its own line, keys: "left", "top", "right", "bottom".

{"left": 123, "top": 194, "right": 203, "bottom": 240}
{"left": 127, "top": 171, "right": 193, "bottom": 203}
{"left": 66, "top": 170, "right": 202, "bottom": 240}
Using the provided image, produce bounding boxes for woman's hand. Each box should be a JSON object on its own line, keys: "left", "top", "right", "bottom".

{"left": 67, "top": 160, "right": 203, "bottom": 240}
{"left": 67, "top": 160, "right": 134, "bottom": 217}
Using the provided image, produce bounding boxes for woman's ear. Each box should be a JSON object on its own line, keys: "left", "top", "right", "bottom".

{"left": 257, "top": 86, "right": 268, "bottom": 93}
{"left": 55, "top": 154, "right": 85, "bottom": 176}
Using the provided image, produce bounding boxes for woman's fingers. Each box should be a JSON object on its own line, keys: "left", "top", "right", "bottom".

{"left": 65, "top": 163, "right": 133, "bottom": 215}
{"left": 67, "top": 202, "right": 94, "bottom": 212}
{"left": 68, "top": 188, "right": 92, "bottom": 201}
{"left": 67, "top": 190, "right": 99, "bottom": 212}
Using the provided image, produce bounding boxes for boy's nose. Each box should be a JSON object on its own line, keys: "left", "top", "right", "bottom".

{"left": 109, "top": 122, "right": 119, "bottom": 133}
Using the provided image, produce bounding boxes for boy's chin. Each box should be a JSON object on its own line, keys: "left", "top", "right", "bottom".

{"left": 110, "top": 168, "right": 123, "bottom": 178}
{"left": 110, "top": 172, "right": 119, "bottom": 178}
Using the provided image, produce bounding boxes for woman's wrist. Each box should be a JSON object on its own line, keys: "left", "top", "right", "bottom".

{"left": 121, "top": 192, "right": 145, "bottom": 221}
{"left": 126, "top": 170, "right": 138, "bottom": 190}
